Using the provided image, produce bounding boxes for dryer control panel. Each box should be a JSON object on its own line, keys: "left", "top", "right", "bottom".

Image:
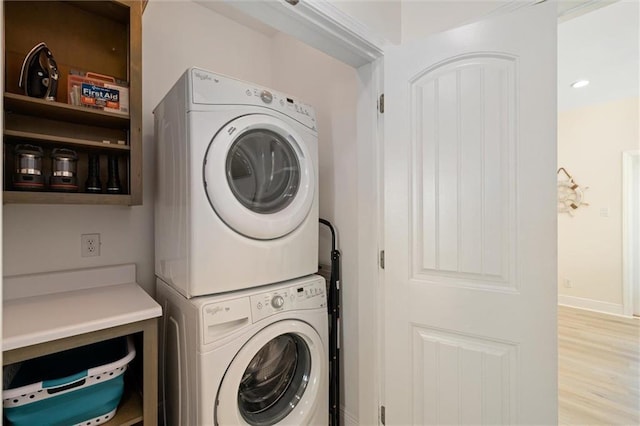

{"left": 251, "top": 278, "right": 326, "bottom": 323}
{"left": 189, "top": 67, "right": 317, "bottom": 131}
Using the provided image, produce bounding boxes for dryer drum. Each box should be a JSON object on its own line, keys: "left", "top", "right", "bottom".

{"left": 237, "top": 334, "right": 311, "bottom": 425}
{"left": 226, "top": 129, "right": 300, "bottom": 214}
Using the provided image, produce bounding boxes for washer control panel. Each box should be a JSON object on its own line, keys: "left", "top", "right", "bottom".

{"left": 251, "top": 278, "right": 326, "bottom": 322}
{"left": 271, "top": 295, "right": 285, "bottom": 308}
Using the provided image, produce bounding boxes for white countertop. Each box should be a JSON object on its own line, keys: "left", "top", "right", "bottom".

{"left": 3, "top": 264, "right": 162, "bottom": 352}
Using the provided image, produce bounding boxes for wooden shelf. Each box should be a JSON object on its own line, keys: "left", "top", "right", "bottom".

{"left": 4, "top": 129, "right": 131, "bottom": 151}
{"left": 68, "top": 0, "right": 131, "bottom": 24}
{"left": 109, "top": 387, "right": 144, "bottom": 426}
{"left": 3, "top": 268, "right": 160, "bottom": 426}
{"left": 3, "top": 191, "right": 132, "bottom": 206}
{"left": 2, "top": 0, "right": 142, "bottom": 205}
{"left": 3, "top": 93, "right": 130, "bottom": 129}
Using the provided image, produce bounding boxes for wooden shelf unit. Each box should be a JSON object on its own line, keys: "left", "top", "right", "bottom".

{"left": 110, "top": 388, "right": 144, "bottom": 426}
{"left": 3, "top": 191, "right": 132, "bottom": 206}
{"left": 4, "top": 129, "right": 131, "bottom": 152}
{"left": 3, "top": 264, "right": 160, "bottom": 426}
{"left": 4, "top": 93, "right": 131, "bottom": 129}
{"left": 2, "top": 1, "right": 142, "bottom": 205}
{"left": 3, "top": 319, "right": 158, "bottom": 426}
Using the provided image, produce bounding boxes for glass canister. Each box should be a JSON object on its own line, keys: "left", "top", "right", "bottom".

{"left": 50, "top": 148, "right": 78, "bottom": 192}
{"left": 13, "top": 144, "right": 45, "bottom": 190}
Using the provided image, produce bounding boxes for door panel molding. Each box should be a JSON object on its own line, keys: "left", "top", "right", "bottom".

{"left": 411, "top": 324, "right": 518, "bottom": 425}
{"left": 410, "top": 53, "right": 518, "bottom": 291}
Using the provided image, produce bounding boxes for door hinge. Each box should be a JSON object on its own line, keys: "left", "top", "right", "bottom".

{"left": 378, "top": 93, "right": 384, "bottom": 113}
{"left": 285, "top": 0, "right": 299, "bottom": 5}
{"left": 380, "top": 405, "right": 386, "bottom": 425}
{"left": 379, "top": 250, "right": 385, "bottom": 269}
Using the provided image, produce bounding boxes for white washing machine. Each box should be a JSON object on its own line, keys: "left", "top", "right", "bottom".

{"left": 156, "top": 275, "right": 328, "bottom": 426}
{"left": 154, "top": 68, "right": 319, "bottom": 298}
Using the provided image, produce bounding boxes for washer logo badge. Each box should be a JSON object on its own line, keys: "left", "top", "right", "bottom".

{"left": 206, "top": 306, "right": 229, "bottom": 315}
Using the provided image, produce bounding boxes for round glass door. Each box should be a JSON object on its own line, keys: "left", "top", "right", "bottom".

{"left": 237, "top": 334, "right": 311, "bottom": 425}
{"left": 226, "top": 129, "right": 300, "bottom": 214}
{"left": 215, "top": 320, "right": 326, "bottom": 425}
{"left": 204, "top": 114, "right": 315, "bottom": 240}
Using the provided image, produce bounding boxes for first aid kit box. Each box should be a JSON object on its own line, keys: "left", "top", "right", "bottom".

{"left": 68, "top": 71, "right": 129, "bottom": 116}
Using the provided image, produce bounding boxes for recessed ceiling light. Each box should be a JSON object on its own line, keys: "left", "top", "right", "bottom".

{"left": 571, "top": 80, "right": 590, "bottom": 88}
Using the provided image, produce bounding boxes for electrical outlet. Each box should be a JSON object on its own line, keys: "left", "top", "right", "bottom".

{"left": 81, "top": 233, "right": 101, "bottom": 257}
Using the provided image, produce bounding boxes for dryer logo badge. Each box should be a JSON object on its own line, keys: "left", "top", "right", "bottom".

{"left": 194, "top": 71, "right": 212, "bottom": 81}
{"left": 206, "top": 306, "right": 230, "bottom": 315}
{"left": 227, "top": 126, "right": 236, "bottom": 136}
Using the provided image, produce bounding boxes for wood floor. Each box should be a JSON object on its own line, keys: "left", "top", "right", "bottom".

{"left": 558, "top": 306, "right": 640, "bottom": 425}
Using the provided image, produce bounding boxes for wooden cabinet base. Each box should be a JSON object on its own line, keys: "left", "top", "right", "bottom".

{"left": 3, "top": 191, "right": 133, "bottom": 205}
{"left": 110, "top": 388, "right": 144, "bottom": 426}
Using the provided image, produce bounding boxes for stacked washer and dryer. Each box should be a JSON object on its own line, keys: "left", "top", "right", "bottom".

{"left": 154, "top": 68, "right": 328, "bottom": 425}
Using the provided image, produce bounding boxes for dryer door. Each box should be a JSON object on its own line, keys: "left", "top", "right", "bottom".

{"left": 215, "top": 320, "right": 326, "bottom": 425}
{"left": 203, "top": 114, "right": 315, "bottom": 240}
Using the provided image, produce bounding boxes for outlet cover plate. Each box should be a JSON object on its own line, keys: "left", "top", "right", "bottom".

{"left": 81, "top": 233, "right": 101, "bottom": 257}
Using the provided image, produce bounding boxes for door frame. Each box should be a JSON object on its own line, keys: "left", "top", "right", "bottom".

{"left": 622, "top": 150, "right": 640, "bottom": 316}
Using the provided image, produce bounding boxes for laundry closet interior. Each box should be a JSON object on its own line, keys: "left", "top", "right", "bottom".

{"left": 146, "top": 3, "right": 365, "bottom": 423}
{"left": 2, "top": 0, "right": 373, "bottom": 424}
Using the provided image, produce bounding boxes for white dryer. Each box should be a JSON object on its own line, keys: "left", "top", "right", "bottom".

{"left": 154, "top": 68, "right": 319, "bottom": 297}
{"left": 156, "top": 275, "right": 328, "bottom": 426}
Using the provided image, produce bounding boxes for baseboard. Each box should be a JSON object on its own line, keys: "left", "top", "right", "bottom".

{"left": 342, "top": 407, "right": 359, "bottom": 426}
{"left": 558, "top": 294, "right": 627, "bottom": 317}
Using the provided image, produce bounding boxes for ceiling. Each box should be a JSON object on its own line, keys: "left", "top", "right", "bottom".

{"left": 558, "top": 0, "right": 639, "bottom": 111}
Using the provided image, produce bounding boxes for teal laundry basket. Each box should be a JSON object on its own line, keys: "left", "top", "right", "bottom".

{"left": 3, "top": 336, "right": 135, "bottom": 426}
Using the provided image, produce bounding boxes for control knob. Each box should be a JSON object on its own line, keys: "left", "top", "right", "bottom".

{"left": 261, "top": 90, "right": 273, "bottom": 104}
{"left": 271, "top": 295, "right": 284, "bottom": 309}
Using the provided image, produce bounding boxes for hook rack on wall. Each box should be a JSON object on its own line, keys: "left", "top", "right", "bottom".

{"left": 557, "top": 167, "right": 589, "bottom": 215}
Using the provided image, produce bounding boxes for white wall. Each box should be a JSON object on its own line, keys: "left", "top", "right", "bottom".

{"left": 331, "top": 0, "right": 401, "bottom": 44}
{"left": 325, "top": 0, "right": 517, "bottom": 45}
{"left": 558, "top": 97, "right": 640, "bottom": 312}
{"left": 401, "top": 1, "right": 507, "bottom": 43}
{"left": 2, "top": 0, "right": 274, "bottom": 296}
{"left": 269, "top": 32, "right": 361, "bottom": 423}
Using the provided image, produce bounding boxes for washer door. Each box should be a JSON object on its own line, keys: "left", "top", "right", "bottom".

{"left": 216, "top": 320, "right": 326, "bottom": 425}
{"left": 204, "top": 114, "right": 315, "bottom": 240}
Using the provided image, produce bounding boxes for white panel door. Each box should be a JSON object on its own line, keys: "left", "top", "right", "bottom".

{"left": 384, "top": 3, "right": 557, "bottom": 425}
